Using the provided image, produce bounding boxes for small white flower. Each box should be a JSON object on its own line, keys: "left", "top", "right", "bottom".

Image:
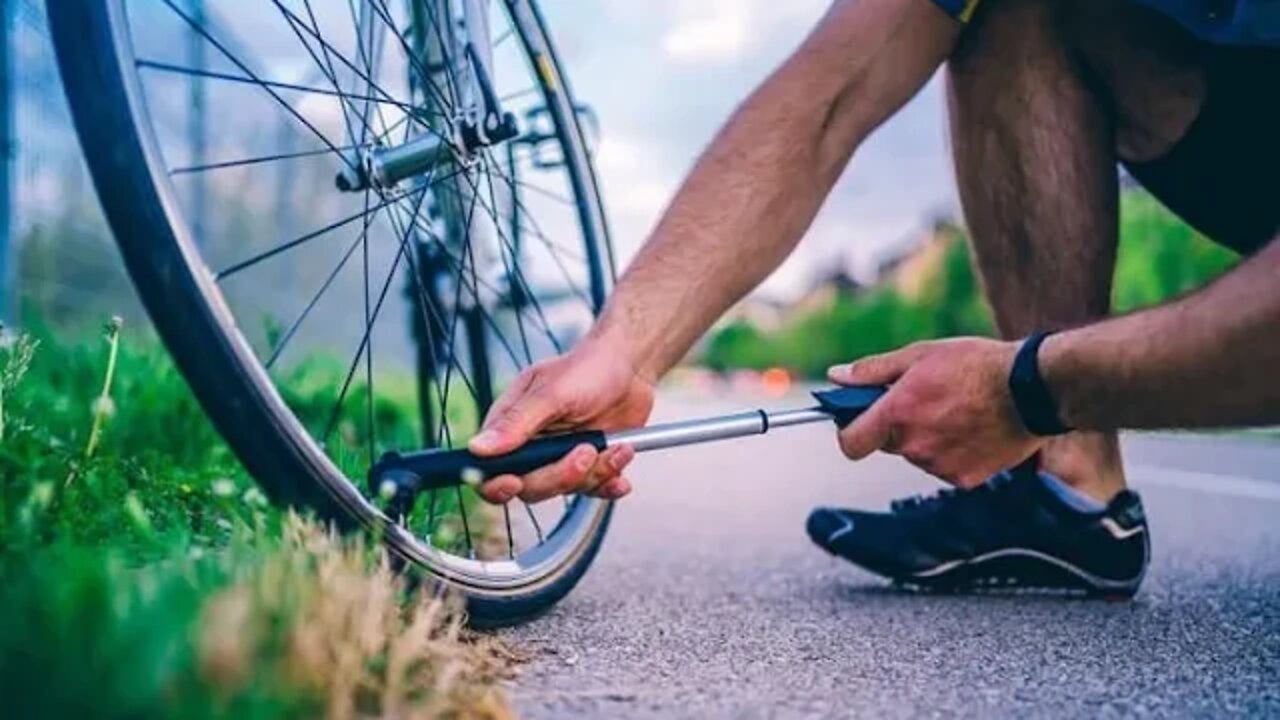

{"left": 92, "top": 396, "right": 116, "bottom": 418}
{"left": 188, "top": 546, "right": 206, "bottom": 560}
{"left": 211, "top": 478, "right": 236, "bottom": 497}
{"left": 241, "top": 487, "right": 267, "bottom": 507}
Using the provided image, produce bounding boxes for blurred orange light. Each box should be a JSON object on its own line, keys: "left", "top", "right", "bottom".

{"left": 761, "top": 367, "right": 791, "bottom": 397}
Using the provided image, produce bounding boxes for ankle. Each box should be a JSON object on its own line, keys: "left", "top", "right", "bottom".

{"left": 1038, "top": 432, "right": 1126, "bottom": 504}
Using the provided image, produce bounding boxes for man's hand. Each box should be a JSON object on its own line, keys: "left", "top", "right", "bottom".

{"left": 828, "top": 338, "right": 1043, "bottom": 487}
{"left": 468, "top": 340, "right": 655, "bottom": 504}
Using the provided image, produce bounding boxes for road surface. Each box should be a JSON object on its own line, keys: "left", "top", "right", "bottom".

{"left": 505, "top": 389, "right": 1280, "bottom": 718}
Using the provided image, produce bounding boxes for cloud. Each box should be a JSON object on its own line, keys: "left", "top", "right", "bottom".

{"left": 659, "top": 0, "right": 829, "bottom": 65}
{"left": 661, "top": 1, "right": 750, "bottom": 64}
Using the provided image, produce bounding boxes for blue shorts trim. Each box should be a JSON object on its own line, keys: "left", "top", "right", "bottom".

{"left": 932, "top": 0, "right": 981, "bottom": 23}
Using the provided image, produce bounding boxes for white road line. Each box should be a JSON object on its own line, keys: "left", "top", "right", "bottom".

{"left": 1128, "top": 464, "right": 1280, "bottom": 502}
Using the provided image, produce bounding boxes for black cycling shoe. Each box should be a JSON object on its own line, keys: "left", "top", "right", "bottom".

{"left": 806, "top": 464, "right": 1149, "bottom": 597}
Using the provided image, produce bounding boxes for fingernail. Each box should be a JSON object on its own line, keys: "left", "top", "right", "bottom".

{"left": 828, "top": 363, "right": 851, "bottom": 380}
{"left": 575, "top": 448, "right": 594, "bottom": 472}
{"left": 610, "top": 446, "right": 634, "bottom": 471}
{"left": 471, "top": 430, "right": 499, "bottom": 450}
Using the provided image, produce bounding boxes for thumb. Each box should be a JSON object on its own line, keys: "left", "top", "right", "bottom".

{"left": 469, "top": 375, "right": 561, "bottom": 456}
{"left": 828, "top": 343, "right": 929, "bottom": 386}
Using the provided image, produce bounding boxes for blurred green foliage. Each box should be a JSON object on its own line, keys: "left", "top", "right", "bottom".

{"left": 703, "top": 191, "right": 1239, "bottom": 377}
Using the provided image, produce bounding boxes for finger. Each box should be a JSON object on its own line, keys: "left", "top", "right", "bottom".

{"left": 470, "top": 374, "right": 561, "bottom": 456}
{"left": 518, "top": 443, "right": 597, "bottom": 503}
{"left": 478, "top": 474, "right": 523, "bottom": 504}
{"left": 828, "top": 343, "right": 930, "bottom": 387}
{"left": 838, "top": 401, "right": 894, "bottom": 461}
{"left": 584, "top": 445, "right": 636, "bottom": 496}
{"left": 593, "top": 475, "right": 633, "bottom": 500}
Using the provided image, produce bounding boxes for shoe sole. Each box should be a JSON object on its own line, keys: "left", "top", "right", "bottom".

{"left": 897, "top": 548, "right": 1144, "bottom": 599}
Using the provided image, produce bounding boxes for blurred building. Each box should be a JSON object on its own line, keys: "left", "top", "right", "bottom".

{"left": 873, "top": 217, "right": 958, "bottom": 302}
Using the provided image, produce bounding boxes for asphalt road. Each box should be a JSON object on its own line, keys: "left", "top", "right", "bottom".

{"left": 505, "top": 389, "right": 1280, "bottom": 718}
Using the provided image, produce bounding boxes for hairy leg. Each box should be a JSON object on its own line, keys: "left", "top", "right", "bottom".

{"left": 946, "top": 0, "right": 1205, "bottom": 502}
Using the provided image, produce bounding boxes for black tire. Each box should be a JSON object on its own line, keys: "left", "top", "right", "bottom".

{"left": 48, "top": 0, "right": 615, "bottom": 626}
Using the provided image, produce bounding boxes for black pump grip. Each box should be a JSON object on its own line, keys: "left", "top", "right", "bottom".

{"left": 369, "top": 430, "right": 608, "bottom": 492}
{"left": 811, "top": 385, "right": 887, "bottom": 428}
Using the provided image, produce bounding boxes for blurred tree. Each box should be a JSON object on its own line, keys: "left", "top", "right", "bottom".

{"left": 702, "top": 191, "right": 1239, "bottom": 378}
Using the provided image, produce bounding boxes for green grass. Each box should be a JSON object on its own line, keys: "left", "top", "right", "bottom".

{"left": 0, "top": 323, "right": 513, "bottom": 719}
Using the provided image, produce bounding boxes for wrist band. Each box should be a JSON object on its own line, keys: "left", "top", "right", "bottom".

{"left": 1008, "top": 331, "right": 1071, "bottom": 437}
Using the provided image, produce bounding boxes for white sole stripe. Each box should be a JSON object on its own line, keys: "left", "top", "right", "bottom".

{"left": 910, "top": 546, "right": 1145, "bottom": 591}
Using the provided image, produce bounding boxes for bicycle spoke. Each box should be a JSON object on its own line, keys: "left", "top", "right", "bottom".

{"left": 294, "top": 0, "right": 362, "bottom": 148}
{"left": 504, "top": 503, "right": 514, "bottom": 559}
{"left": 497, "top": 85, "right": 538, "bottom": 104}
{"left": 484, "top": 157, "right": 589, "bottom": 260}
{"left": 381, "top": 191, "right": 483, "bottom": 403}
{"left": 503, "top": 175, "right": 576, "bottom": 206}
{"left": 386, "top": 187, "right": 548, "bottom": 369}
{"left": 524, "top": 501, "right": 545, "bottom": 544}
{"left": 272, "top": 0, "right": 458, "bottom": 155}
{"left": 159, "top": 0, "right": 358, "bottom": 176}
{"left": 214, "top": 186, "right": 418, "bottom": 280}
{"left": 431, "top": 184, "right": 484, "bottom": 447}
{"left": 360, "top": 190, "right": 376, "bottom": 466}
{"left": 473, "top": 157, "right": 592, "bottom": 327}
{"left": 169, "top": 143, "right": 360, "bottom": 176}
{"left": 367, "top": 0, "right": 457, "bottom": 118}
{"left": 487, "top": 159, "right": 593, "bottom": 277}
{"left": 135, "top": 59, "right": 420, "bottom": 115}
{"left": 479, "top": 166, "right": 533, "bottom": 365}
{"left": 263, "top": 210, "right": 386, "bottom": 370}
{"left": 369, "top": 0, "right": 458, "bottom": 114}
{"left": 319, "top": 211, "right": 416, "bottom": 445}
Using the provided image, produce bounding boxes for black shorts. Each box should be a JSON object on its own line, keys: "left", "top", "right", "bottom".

{"left": 1122, "top": 46, "right": 1280, "bottom": 255}
{"left": 934, "top": 0, "right": 1280, "bottom": 255}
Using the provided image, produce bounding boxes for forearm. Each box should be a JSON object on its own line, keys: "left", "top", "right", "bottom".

{"left": 590, "top": 0, "right": 959, "bottom": 380}
{"left": 1043, "top": 238, "right": 1280, "bottom": 429}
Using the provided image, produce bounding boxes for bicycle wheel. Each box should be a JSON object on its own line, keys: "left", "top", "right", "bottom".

{"left": 49, "top": 0, "right": 615, "bottom": 626}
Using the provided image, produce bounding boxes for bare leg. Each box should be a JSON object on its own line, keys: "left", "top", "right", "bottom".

{"left": 946, "top": 0, "right": 1204, "bottom": 501}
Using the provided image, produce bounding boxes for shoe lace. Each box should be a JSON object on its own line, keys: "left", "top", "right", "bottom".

{"left": 890, "top": 471, "right": 1015, "bottom": 514}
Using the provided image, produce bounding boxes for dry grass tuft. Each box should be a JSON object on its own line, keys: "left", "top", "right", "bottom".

{"left": 197, "top": 514, "right": 517, "bottom": 719}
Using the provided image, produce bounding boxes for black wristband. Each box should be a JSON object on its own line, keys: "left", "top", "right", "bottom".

{"left": 1008, "top": 331, "right": 1072, "bottom": 437}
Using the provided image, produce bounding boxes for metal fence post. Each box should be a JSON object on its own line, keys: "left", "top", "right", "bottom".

{"left": 188, "top": 0, "right": 206, "bottom": 246}
{"left": 0, "top": 0, "right": 12, "bottom": 321}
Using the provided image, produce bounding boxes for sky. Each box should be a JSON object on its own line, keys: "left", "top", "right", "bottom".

{"left": 540, "top": 0, "right": 961, "bottom": 299}
{"left": 13, "top": 0, "right": 962, "bottom": 306}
